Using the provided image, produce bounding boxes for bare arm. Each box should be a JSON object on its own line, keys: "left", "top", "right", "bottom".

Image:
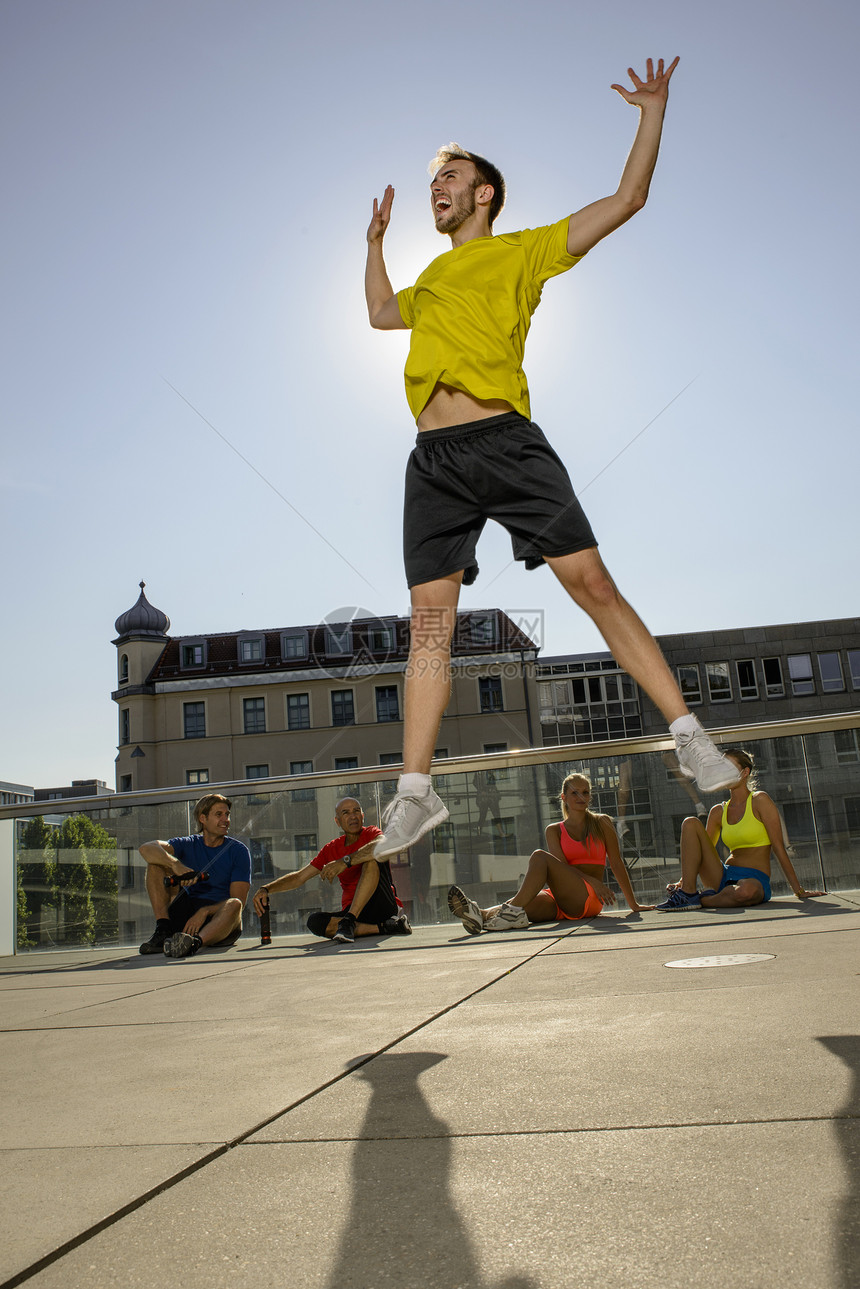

{"left": 138, "top": 839, "right": 198, "bottom": 883}
{"left": 754, "top": 794, "right": 826, "bottom": 899}
{"left": 319, "top": 839, "right": 380, "bottom": 884}
{"left": 366, "top": 185, "right": 408, "bottom": 330}
{"left": 252, "top": 863, "right": 318, "bottom": 916}
{"left": 567, "top": 56, "right": 679, "bottom": 257}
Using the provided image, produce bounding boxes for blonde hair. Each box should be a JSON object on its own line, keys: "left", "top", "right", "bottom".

{"left": 559, "top": 773, "right": 602, "bottom": 845}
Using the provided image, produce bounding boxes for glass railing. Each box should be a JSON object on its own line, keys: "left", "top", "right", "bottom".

{"left": 2, "top": 713, "right": 858, "bottom": 954}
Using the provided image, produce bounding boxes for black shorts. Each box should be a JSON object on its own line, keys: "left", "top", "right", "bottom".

{"left": 167, "top": 890, "right": 241, "bottom": 946}
{"left": 306, "top": 864, "right": 399, "bottom": 935}
{"left": 403, "top": 412, "right": 597, "bottom": 588}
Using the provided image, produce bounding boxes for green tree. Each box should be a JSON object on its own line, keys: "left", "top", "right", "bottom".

{"left": 17, "top": 817, "right": 57, "bottom": 948}
{"left": 55, "top": 815, "right": 118, "bottom": 946}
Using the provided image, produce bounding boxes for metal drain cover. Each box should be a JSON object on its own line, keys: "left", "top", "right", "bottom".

{"left": 664, "top": 953, "right": 776, "bottom": 969}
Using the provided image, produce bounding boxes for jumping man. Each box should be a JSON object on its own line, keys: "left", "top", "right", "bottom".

{"left": 365, "top": 57, "right": 738, "bottom": 857}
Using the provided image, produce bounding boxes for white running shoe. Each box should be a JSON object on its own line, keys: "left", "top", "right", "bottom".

{"left": 447, "top": 885, "right": 484, "bottom": 935}
{"left": 483, "top": 901, "right": 529, "bottom": 931}
{"left": 675, "top": 728, "right": 739, "bottom": 793}
{"left": 373, "top": 788, "right": 449, "bottom": 858}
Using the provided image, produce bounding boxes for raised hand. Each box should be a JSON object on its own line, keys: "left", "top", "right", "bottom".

{"left": 367, "top": 184, "right": 394, "bottom": 244}
{"left": 612, "top": 56, "right": 679, "bottom": 109}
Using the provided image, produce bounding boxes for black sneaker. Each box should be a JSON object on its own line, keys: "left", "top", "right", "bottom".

{"left": 380, "top": 912, "right": 412, "bottom": 936}
{"left": 139, "top": 925, "right": 170, "bottom": 955}
{"left": 163, "top": 931, "right": 203, "bottom": 958}
{"left": 333, "top": 914, "right": 356, "bottom": 944}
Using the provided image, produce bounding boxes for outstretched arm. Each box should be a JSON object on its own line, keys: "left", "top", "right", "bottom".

{"left": 567, "top": 56, "right": 679, "bottom": 257}
{"left": 755, "top": 794, "right": 826, "bottom": 899}
{"left": 366, "top": 185, "right": 408, "bottom": 330}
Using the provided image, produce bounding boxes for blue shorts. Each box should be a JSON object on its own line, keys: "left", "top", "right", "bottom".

{"left": 718, "top": 864, "right": 771, "bottom": 902}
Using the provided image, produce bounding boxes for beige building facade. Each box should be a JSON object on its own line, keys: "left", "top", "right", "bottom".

{"left": 112, "top": 584, "right": 540, "bottom": 792}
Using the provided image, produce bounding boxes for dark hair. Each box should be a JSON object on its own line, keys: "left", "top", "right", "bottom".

{"left": 723, "top": 748, "right": 757, "bottom": 791}
{"left": 428, "top": 142, "right": 506, "bottom": 226}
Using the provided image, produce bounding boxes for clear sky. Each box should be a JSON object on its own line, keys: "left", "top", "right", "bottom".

{"left": 2, "top": 0, "right": 857, "bottom": 789}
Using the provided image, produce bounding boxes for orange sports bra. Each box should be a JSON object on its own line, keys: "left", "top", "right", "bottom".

{"left": 558, "top": 824, "right": 607, "bottom": 867}
{"left": 720, "top": 795, "right": 772, "bottom": 850}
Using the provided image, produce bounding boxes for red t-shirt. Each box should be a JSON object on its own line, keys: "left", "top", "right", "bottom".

{"left": 311, "top": 826, "right": 396, "bottom": 911}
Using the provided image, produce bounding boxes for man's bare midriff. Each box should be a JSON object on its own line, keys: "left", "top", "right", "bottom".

{"left": 416, "top": 382, "right": 514, "bottom": 432}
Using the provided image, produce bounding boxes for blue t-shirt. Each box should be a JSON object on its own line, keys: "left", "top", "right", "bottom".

{"left": 168, "top": 835, "right": 252, "bottom": 904}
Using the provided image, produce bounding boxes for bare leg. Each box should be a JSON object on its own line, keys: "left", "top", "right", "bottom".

{"left": 701, "top": 879, "right": 764, "bottom": 909}
{"left": 193, "top": 897, "right": 243, "bottom": 945}
{"left": 546, "top": 549, "right": 688, "bottom": 725}
{"left": 674, "top": 817, "right": 726, "bottom": 894}
{"left": 403, "top": 574, "right": 463, "bottom": 773}
{"left": 487, "top": 849, "right": 599, "bottom": 922}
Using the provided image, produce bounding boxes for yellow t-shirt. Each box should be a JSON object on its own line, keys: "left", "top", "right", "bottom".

{"left": 396, "top": 217, "right": 583, "bottom": 422}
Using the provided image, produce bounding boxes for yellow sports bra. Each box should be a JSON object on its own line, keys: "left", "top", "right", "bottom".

{"left": 720, "top": 795, "right": 772, "bottom": 850}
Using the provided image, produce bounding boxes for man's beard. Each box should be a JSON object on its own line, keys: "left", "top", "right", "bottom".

{"left": 434, "top": 186, "right": 477, "bottom": 234}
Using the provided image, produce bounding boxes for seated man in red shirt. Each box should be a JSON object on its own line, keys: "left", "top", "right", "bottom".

{"left": 252, "top": 797, "right": 411, "bottom": 944}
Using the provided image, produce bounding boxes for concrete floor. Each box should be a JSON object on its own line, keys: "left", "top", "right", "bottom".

{"left": 1, "top": 894, "right": 859, "bottom": 1288}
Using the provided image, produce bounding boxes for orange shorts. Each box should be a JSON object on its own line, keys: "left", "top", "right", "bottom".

{"left": 541, "top": 878, "right": 603, "bottom": 921}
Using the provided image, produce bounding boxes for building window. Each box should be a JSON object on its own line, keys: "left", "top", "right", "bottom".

{"left": 762, "top": 657, "right": 784, "bottom": 698}
{"left": 238, "top": 636, "right": 265, "bottom": 664}
{"left": 335, "top": 757, "right": 358, "bottom": 771}
{"left": 119, "top": 654, "right": 129, "bottom": 683}
{"left": 848, "top": 651, "right": 860, "bottom": 690}
{"left": 186, "top": 769, "right": 209, "bottom": 785}
{"left": 471, "top": 615, "right": 498, "bottom": 647}
{"left": 375, "top": 686, "right": 400, "bottom": 723}
{"left": 120, "top": 774, "right": 132, "bottom": 793}
{"left": 249, "top": 837, "right": 274, "bottom": 879}
{"left": 736, "top": 659, "right": 758, "bottom": 700}
{"left": 294, "top": 834, "right": 318, "bottom": 864}
{"left": 479, "top": 676, "right": 503, "bottom": 713}
{"left": 484, "top": 742, "right": 507, "bottom": 754}
{"left": 290, "top": 760, "right": 314, "bottom": 802}
{"left": 677, "top": 665, "right": 702, "bottom": 705}
{"left": 246, "top": 764, "right": 269, "bottom": 780}
{"left": 325, "top": 624, "right": 352, "bottom": 658}
{"left": 818, "top": 652, "right": 845, "bottom": 693}
{"left": 706, "top": 662, "right": 732, "bottom": 703}
{"left": 183, "top": 701, "right": 206, "bottom": 739}
{"left": 243, "top": 697, "right": 266, "bottom": 734}
{"left": 287, "top": 693, "right": 310, "bottom": 730}
{"left": 331, "top": 689, "right": 355, "bottom": 726}
{"left": 787, "top": 654, "right": 814, "bottom": 696}
{"left": 120, "top": 709, "right": 130, "bottom": 744}
{"left": 834, "top": 730, "right": 860, "bottom": 765}
{"left": 845, "top": 797, "right": 860, "bottom": 841}
{"left": 434, "top": 747, "right": 449, "bottom": 760}
{"left": 181, "top": 642, "right": 205, "bottom": 668}
{"left": 380, "top": 752, "right": 401, "bottom": 766}
{"left": 121, "top": 848, "right": 135, "bottom": 888}
{"left": 370, "top": 626, "right": 395, "bottom": 652}
{"left": 282, "top": 632, "right": 308, "bottom": 660}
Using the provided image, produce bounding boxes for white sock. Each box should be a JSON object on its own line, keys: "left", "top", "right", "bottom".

{"left": 670, "top": 714, "right": 701, "bottom": 739}
{"left": 399, "top": 772, "right": 432, "bottom": 796}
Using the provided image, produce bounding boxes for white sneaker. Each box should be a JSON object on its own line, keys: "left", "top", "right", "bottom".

{"left": 675, "top": 728, "right": 739, "bottom": 793}
{"left": 484, "top": 901, "right": 529, "bottom": 931}
{"left": 373, "top": 788, "right": 449, "bottom": 858}
{"left": 447, "top": 885, "right": 484, "bottom": 935}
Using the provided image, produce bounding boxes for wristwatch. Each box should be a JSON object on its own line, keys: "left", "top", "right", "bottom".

{"left": 343, "top": 855, "right": 352, "bottom": 868}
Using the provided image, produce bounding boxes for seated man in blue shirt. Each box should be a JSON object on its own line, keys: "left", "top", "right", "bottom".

{"left": 138, "top": 793, "right": 252, "bottom": 958}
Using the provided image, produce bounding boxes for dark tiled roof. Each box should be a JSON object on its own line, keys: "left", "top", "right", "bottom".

{"left": 147, "top": 611, "right": 537, "bottom": 682}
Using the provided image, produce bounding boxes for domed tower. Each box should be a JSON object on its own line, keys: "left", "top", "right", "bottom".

{"left": 113, "top": 583, "right": 170, "bottom": 792}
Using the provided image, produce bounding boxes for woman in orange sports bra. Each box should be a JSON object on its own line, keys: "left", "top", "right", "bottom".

{"left": 448, "top": 772, "right": 652, "bottom": 934}
{"left": 657, "top": 748, "right": 826, "bottom": 911}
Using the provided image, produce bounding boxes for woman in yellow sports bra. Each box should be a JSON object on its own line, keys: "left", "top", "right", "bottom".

{"left": 657, "top": 748, "right": 825, "bottom": 911}
{"left": 448, "top": 772, "right": 652, "bottom": 933}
